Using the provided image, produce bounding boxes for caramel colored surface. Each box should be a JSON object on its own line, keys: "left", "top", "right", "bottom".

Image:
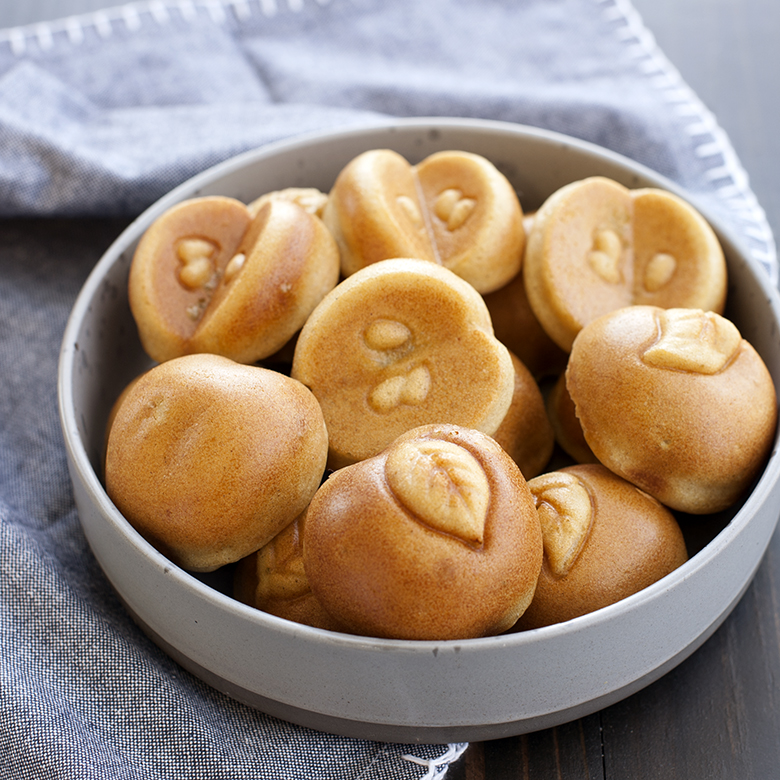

{"left": 105, "top": 354, "right": 328, "bottom": 571}
{"left": 516, "top": 464, "right": 688, "bottom": 630}
{"left": 291, "top": 258, "right": 515, "bottom": 468}
{"left": 303, "top": 424, "right": 543, "bottom": 640}
{"left": 567, "top": 306, "right": 777, "bottom": 514}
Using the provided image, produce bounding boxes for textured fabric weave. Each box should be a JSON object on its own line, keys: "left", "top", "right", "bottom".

{"left": 0, "top": 1, "right": 775, "bottom": 778}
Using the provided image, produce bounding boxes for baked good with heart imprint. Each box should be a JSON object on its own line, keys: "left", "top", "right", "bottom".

{"left": 566, "top": 305, "right": 777, "bottom": 514}
{"left": 523, "top": 177, "right": 727, "bottom": 351}
{"left": 291, "top": 257, "right": 515, "bottom": 469}
{"left": 129, "top": 195, "right": 340, "bottom": 364}
{"left": 322, "top": 149, "right": 525, "bottom": 293}
{"left": 514, "top": 463, "right": 688, "bottom": 630}
{"left": 303, "top": 424, "right": 543, "bottom": 640}
{"left": 104, "top": 353, "right": 329, "bottom": 572}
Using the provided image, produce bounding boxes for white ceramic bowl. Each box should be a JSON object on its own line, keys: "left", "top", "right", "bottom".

{"left": 58, "top": 118, "right": 780, "bottom": 744}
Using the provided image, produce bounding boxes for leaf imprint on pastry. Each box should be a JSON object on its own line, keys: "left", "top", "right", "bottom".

{"left": 368, "top": 365, "right": 431, "bottom": 412}
{"left": 434, "top": 188, "right": 476, "bottom": 231}
{"left": 587, "top": 228, "right": 623, "bottom": 284}
{"left": 386, "top": 439, "right": 489, "bottom": 545}
{"left": 643, "top": 308, "right": 741, "bottom": 374}
{"left": 528, "top": 471, "right": 593, "bottom": 577}
{"left": 255, "top": 520, "right": 309, "bottom": 602}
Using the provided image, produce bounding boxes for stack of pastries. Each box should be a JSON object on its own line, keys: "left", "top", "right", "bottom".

{"left": 103, "top": 150, "right": 777, "bottom": 640}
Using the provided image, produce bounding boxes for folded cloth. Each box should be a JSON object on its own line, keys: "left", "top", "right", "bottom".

{"left": 0, "top": 1, "right": 775, "bottom": 778}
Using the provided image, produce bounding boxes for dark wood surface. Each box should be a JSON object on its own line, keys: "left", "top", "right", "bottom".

{"left": 4, "top": 1, "right": 780, "bottom": 778}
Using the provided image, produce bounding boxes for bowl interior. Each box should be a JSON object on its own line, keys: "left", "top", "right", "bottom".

{"left": 59, "top": 118, "right": 780, "bottom": 742}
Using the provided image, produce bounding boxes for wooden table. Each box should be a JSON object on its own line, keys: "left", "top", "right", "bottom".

{"left": 4, "top": 1, "right": 779, "bottom": 777}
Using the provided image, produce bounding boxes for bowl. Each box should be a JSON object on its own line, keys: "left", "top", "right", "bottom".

{"left": 57, "top": 117, "right": 780, "bottom": 744}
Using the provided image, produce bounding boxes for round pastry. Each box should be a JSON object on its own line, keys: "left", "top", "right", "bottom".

{"left": 291, "top": 257, "right": 515, "bottom": 469}
{"left": 234, "top": 511, "right": 345, "bottom": 632}
{"left": 491, "top": 352, "right": 555, "bottom": 479}
{"left": 545, "top": 372, "right": 598, "bottom": 465}
{"left": 523, "top": 177, "right": 727, "bottom": 351}
{"left": 129, "top": 195, "right": 340, "bottom": 364}
{"left": 322, "top": 149, "right": 525, "bottom": 293}
{"left": 514, "top": 464, "right": 688, "bottom": 630}
{"left": 105, "top": 353, "right": 329, "bottom": 572}
{"left": 482, "top": 262, "right": 568, "bottom": 380}
{"left": 247, "top": 187, "right": 329, "bottom": 219}
{"left": 303, "top": 424, "right": 543, "bottom": 640}
{"left": 567, "top": 305, "right": 777, "bottom": 514}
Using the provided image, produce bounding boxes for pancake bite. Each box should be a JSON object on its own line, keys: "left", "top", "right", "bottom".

{"left": 303, "top": 424, "right": 543, "bottom": 640}
{"left": 515, "top": 464, "right": 688, "bottom": 630}
{"left": 291, "top": 258, "right": 515, "bottom": 468}
{"left": 491, "top": 352, "right": 555, "bottom": 479}
{"left": 567, "top": 306, "right": 777, "bottom": 514}
{"left": 105, "top": 354, "right": 329, "bottom": 572}
{"left": 545, "top": 372, "right": 598, "bottom": 465}
{"left": 234, "top": 512, "right": 345, "bottom": 632}
{"left": 129, "top": 195, "right": 340, "bottom": 364}
{"left": 523, "top": 177, "right": 727, "bottom": 351}
{"left": 322, "top": 149, "right": 525, "bottom": 293}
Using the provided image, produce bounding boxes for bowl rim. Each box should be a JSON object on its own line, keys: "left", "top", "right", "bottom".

{"left": 57, "top": 115, "right": 780, "bottom": 657}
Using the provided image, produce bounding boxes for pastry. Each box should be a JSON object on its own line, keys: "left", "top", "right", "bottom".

{"left": 566, "top": 305, "right": 777, "bottom": 513}
{"left": 322, "top": 149, "right": 525, "bottom": 293}
{"left": 515, "top": 463, "right": 688, "bottom": 629}
{"left": 482, "top": 212, "right": 568, "bottom": 379}
{"left": 523, "top": 177, "right": 727, "bottom": 351}
{"left": 303, "top": 424, "right": 543, "bottom": 640}
{"left": 129, "top": 195, "right": 340, "bottom": 364}
{"left": 545, "top": 372, "right": 598, "bottom": 465}
{"left": 491, "top": 352, "right": 555, "bottom": 479}
{"left": 234, "top": 511, "right": 345, "bottom": 632}
{"left": 291, "top": 258, "right": 515, "bottom": 469}
{"left": 104, "top": 353, "right": 329, "bottom": 572}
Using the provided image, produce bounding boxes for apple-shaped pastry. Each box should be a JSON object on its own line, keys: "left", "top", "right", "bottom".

{"left": 322, "top": 149, "right": 525, "bottom": 293}
{"left": 523, "top": 177, "right": 727, "bottom": 351}
{"left": 303, "top": 424, "right": 543, "bottom": 640}
{"left": 567, "top": 306, "right": 777, "bottom": 514}
{"left": 291, "top": 258, "right": 515, "bottom": 468}
{"left": 129, "top": 195, "right": 340, "bottom": 364}
{"left": 515, "top": 464, "right": 688, "bottom": 630}
{"left": 105, "top": 354, "right": 328, "bottom": 572}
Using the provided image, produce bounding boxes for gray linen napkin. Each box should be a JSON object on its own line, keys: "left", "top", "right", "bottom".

{"left": 0, "top": 1, "right": 775, "bottom": 778}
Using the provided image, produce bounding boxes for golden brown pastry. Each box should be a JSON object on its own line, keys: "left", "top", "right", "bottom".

{"left": 566, "top": 305, "right": 777, "bottom": 514}
{"left": 482, "top": 212, "right": 568, "bottom": 379}
{"left": 545, "top": 372, "right": 598, "bottom": 465}
{"left": 322, "top": 149, "right": 525, "bottom": 293}
{"left": 482, "top": 266, "right": 568, "bottom": 380}
{"left": 514, "top": 463, "right": 688, "bottom": 630}
{"left": 247, "top": 187, "right": 329, "bottom": 219}
{"left": 105, "top": 353, "right": 329, "bottom": 572}
{"left": 291, "top": 257, "right": 515, "bottom": 469}
{"left": 523, "top": 177, "right": 727, "bottom": 351}
{"left": 129, "top": 195, "right": 340, "bottom": 364}
{"left": 234, "top": 512, "right": 345, "bottom": 632}
{"left": 491, "top": 352, "right": 555, "bottom": 479}
{"left": 303, "top": 424, "right": 543, "bottom": 640}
